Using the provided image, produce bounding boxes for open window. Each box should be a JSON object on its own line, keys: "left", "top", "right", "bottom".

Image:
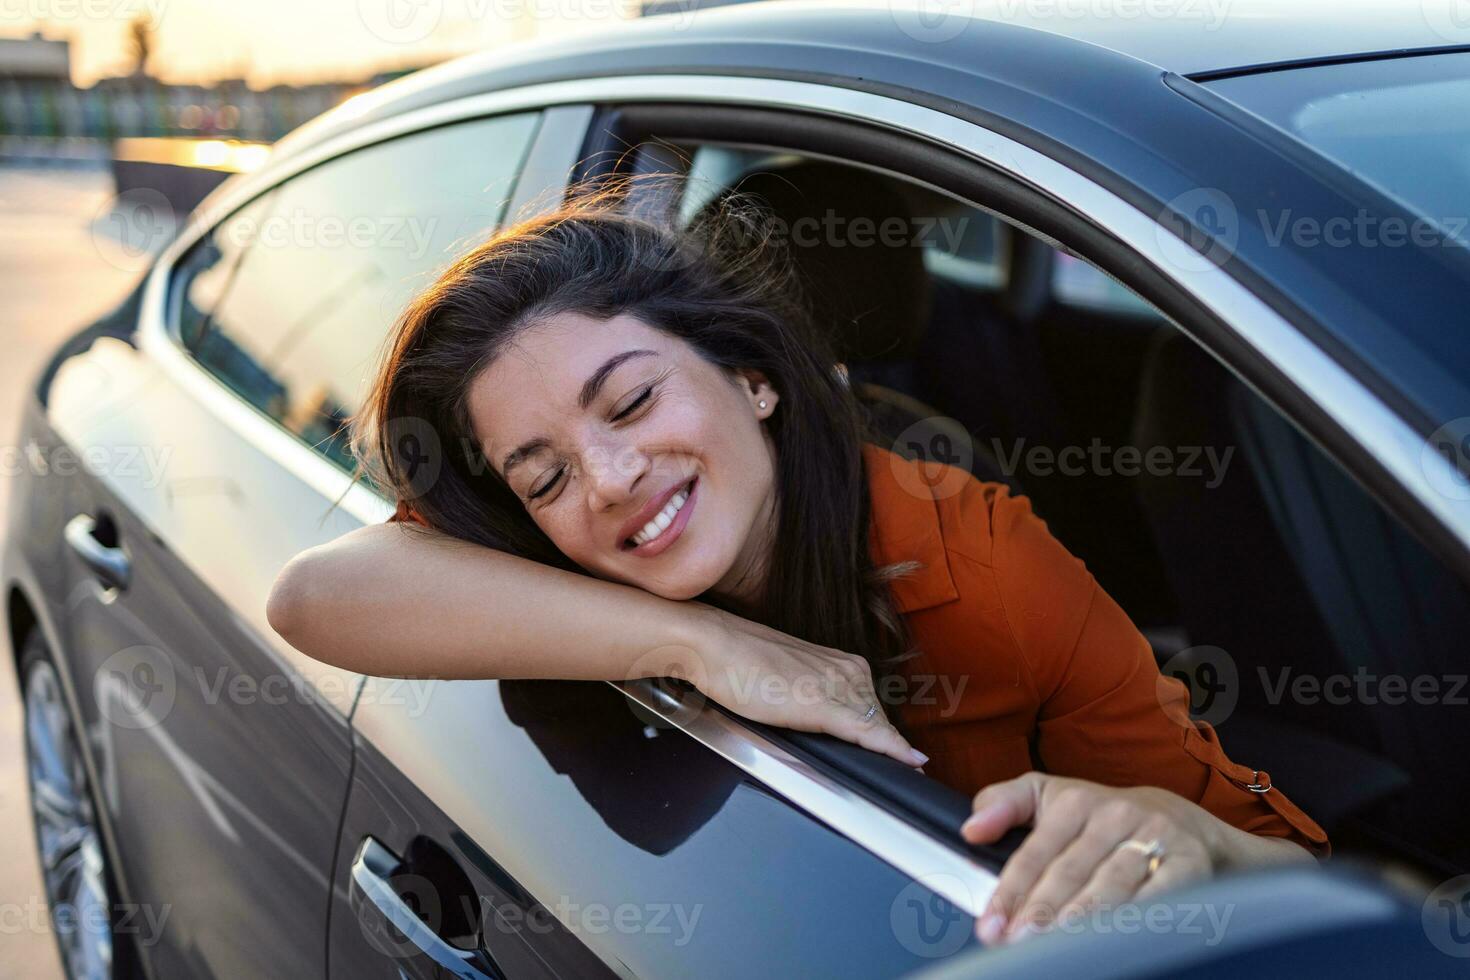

{"left": 586, "top": 102, "right": 1470, "bottom": 879}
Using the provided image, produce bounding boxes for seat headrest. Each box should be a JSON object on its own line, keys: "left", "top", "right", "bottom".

{"left": 703, "top": 160, "right": 932, "bottom": 364}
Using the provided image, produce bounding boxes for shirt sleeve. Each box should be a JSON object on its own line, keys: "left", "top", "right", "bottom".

{"left": 988, "top": 484, "right": 1331, "bottom": 859}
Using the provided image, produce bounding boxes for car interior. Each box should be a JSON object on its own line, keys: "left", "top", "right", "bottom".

{"left": 606, "top": 133, "right": 1470, "bottom": 880}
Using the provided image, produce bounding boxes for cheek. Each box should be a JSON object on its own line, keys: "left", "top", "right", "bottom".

{"left": 530, "top": 506, "right": 597, "bottom": 562}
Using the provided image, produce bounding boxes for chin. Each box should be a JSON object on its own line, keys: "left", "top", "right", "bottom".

{"left": 628, "top": 558, "right": 728, "bottom": 602}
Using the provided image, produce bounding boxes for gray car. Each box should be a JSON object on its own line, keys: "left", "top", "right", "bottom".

{"left": 7, "top": 3, "right": 1470, "bottom": 977}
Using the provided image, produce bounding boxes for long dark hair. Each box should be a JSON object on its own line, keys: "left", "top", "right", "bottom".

{"left": 351, "top": 171, "right": 914, "bottom": 675}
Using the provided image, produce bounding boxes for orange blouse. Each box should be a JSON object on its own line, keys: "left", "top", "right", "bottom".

{"left": 860, "top": 442, "right": 1327, "bottom": 858}
{"left": 389, "top": 441, "right": 1329, "bottom": 857}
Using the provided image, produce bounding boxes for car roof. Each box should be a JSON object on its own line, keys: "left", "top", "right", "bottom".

{"left": 274, "top": 0, "right": 1459, "bottom": 158}
{"left": 879, "top": 0, "right": 1461, "bottom": 77}
{"left": 258, "top": 0, "right": 1470, "bottom": 442}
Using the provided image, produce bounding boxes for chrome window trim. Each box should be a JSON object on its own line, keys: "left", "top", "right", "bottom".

{"left": 132, "top": 71, "right": 1469, "bottom": 917}
{"left": 619, "top": 679, "right": 999, "bottom": 915}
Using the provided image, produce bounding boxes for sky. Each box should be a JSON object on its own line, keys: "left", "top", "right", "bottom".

{"left": 2, "top": 0, "right": 643, "bottom": 87}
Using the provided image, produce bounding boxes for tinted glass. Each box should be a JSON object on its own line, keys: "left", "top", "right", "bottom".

{"left": 181, "top": 111, "right": 541, "bottom": 469}
{"left": 1207, "top": 52, "right": 1470, "bottom": 249}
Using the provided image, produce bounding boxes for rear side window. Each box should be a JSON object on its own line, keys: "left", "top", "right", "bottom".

{"left": 175, "top": 111, "right": 541, "bottom": 469}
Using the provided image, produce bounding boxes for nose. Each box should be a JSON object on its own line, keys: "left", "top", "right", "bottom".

{"left": 581, "top": 441, "right": 649, "bottom": 513}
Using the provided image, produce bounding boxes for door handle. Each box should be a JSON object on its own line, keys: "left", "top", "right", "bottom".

{"left": 64, "top": 514, "right": 131, "bottom": 591}
{"left": 350, "top": 836, "right": 500, "bottom": 979}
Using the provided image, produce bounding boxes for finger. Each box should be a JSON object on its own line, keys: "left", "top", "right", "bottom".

{"left": 1007, "top": 821, "right": 1124, "bottom": 938}
{"left": 1047, "top": 845, "right": 1153, "bottom": 934}
{"left": 961, "top": 774, "right": 1045, "bottom": 845}
{"left": 973, "top": 781, "right": 1086, "bottom": 941}
{"left": 823, "top": 700, "right": 928, "bottom": 768}
{"left": 1134, "top": 852, "right": 1207, "bottom": 900}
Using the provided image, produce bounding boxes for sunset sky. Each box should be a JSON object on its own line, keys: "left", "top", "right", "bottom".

{"left": 3, "top": 0, "right": 643, "bottom": 87}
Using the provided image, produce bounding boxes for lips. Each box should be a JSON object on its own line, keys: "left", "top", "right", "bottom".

{"left": 617, "top": 477, "right": 698, "bottom": 557}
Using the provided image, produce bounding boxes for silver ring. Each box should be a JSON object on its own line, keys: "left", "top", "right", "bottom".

{"left": 861, "top": 703, "right": 879, "bottom": 723}
{"left": 1115, "top": 838, "right": 1165, "bottom": 877}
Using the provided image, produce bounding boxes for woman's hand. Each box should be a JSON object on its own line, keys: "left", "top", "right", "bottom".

{"left": 961, "top": 772, "right": 1223, "bottom": 945}
{"left": 671, "top": 604, "right": 929, "bottom": 769}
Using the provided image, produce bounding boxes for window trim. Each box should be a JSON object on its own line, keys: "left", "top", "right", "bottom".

{"left": 132, "top": 72, "right": 1470, "bottom": 921}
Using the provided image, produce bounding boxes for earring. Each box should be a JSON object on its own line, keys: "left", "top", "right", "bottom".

{"left": 758, "top": 399, "right": 768, "bottom": 410}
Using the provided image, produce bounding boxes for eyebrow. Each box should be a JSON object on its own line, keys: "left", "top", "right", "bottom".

{"left": 579, "top": 349, "right": 658, "bottom": 411}
{"left": 500, "top": 348, "right": 660, "bottom": 476}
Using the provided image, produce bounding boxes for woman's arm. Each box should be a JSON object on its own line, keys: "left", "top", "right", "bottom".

{"left": 267, "top": 521, "right": 928, "bottom": 766}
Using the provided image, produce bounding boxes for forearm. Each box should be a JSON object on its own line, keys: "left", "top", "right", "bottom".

{"left": 267, "top": 521, "right": 711, "bottom": 681}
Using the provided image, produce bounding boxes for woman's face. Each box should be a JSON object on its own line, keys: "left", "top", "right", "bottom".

{"left": 465, "top": 311, "right": 781, "bottom": 602}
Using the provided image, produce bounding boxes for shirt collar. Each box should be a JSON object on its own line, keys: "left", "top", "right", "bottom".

{"left": 862, "top": 442, "right": 961, "bottom": 614}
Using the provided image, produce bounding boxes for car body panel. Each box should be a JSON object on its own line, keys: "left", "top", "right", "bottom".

{"left": 336, "top": 677, "right": 980, "bottom": 976}
{"left": 12, "top": 318, "right": 367, "bottom": 976}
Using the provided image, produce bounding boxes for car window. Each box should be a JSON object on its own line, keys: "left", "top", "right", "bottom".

{"left": 171, "top": 191, "right": 276, "bottom": 351}
{"left": 1205, "top": 51, "right": 1470, "bottom": 250}
{"left": 1050, "top": 251, "right": 1160, "bottom": 318}
{"left": 175, "top": 111, "right": 541, "bottom": 470}
{"left": 653, "top": 141, "right": 1468, "bottom": 877}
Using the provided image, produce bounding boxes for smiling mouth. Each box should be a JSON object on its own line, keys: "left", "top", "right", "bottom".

{"left": 625, "top": 478, "right": 696, "bottom": 549}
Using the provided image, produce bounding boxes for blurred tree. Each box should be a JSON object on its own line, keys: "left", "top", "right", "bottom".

{"left": 128, "top": 15, "right": 154, "bottom": 78}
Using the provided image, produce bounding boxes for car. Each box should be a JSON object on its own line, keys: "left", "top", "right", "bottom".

{"left": 7, "top": 2, "right": 1470, "bottom": 977}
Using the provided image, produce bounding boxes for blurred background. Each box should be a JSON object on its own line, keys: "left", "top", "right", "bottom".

{"left": 0, "top": 1, "right": 735, "bottom": 974}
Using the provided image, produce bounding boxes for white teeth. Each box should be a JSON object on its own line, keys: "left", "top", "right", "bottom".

{"left": 631, "top": 488, "right": 689, "bottom": 547}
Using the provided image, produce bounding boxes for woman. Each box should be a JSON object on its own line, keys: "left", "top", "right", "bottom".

{"left": 267, "top": 171, "right": 1328, "bottom": 946}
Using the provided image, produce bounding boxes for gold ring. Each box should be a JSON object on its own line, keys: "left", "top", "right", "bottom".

{"left": 1115, "top": 838, "right": 1165, "bottom": 876}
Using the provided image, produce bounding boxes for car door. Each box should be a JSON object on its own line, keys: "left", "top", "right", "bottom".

{"left": 43, "top": 105, "right": 547, "bottom": 977}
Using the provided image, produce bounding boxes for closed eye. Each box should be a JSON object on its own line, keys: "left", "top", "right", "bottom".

{"left": 611, "top": 384, "right": 654, "bottom": 422}
{"left": 528, "top": 466, "right": 564, "bottom": 500}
